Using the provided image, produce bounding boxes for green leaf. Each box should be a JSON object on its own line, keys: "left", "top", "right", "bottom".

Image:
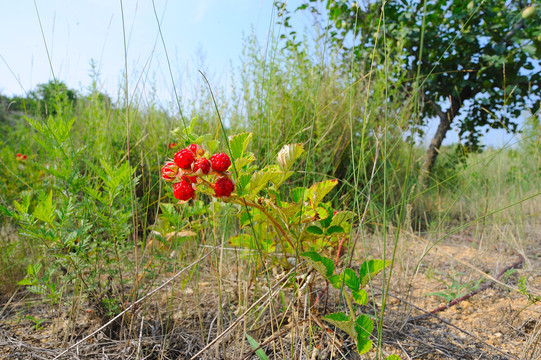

{"left": 323, "top": 312, "right": 355, "bottom": 338}
{"left": 385, "top": 355, "right": 401, "bottom": 360}
{"left": 326, "top": 225, "right": 344, "bottom": 235}
{"left": 229, "top": 132, "right": 252, "bottom": 159}
{"left": 234, "top": 154, "right": 256, "bottom": 170}
{"left": 359, "top": 259, "right": 391, "bottom": 287}
{"left": 328, "top": 274, "right": 341, "bottom": 289}
{"left": 229, "top": 234, "right": 253, "bottom": 248}
{"left": 276, "top": 143, "right": 304, "bottom": 171}
{"left": 300, "top": 252, "right": 334, "bottom": 277}
{"left": 290, "top": 187, "right": 308, "bottom": 202}
{"left": 307, "top": 179, "right": 338, "bottom": 208}
{"left": 245, "top": 333, "right": 270, "bottom": 360}
{"left": 33, "top": 191, "right": 55, "bottom": 224}
{"left": 352, "top": 289, "right": 368, "bottom": 305}
{"left": 248, "top": 166, "right": 282, "bottom": 197}
{"left": 305, "top": 225, "right": 323, "bottom": 235}
{"left": 342, "top": 268, "right": 360, "bottom": 291}
{"left": 356, "top": 337, "right": 373, "bottom": 355}
{"left": 205, "top": 140, "right": 220, "bottom": 154}
{"left": 354, "top": 314, "right": 374, "bottom": 339}
{"left": 17, "top": 278, "right": 34, "bottom": 286}
{"left": 236, "top": 174, "right": 252, "bottom": 197}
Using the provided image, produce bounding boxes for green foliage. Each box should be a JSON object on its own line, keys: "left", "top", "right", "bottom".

{"left": 281, "top": 0, "right": 540, "bottom": 150}
{"left": 245, "top": 333, "right": 270, "bottom": 360}
{"left": 301, "top": 251, "right": 390, "bottom": 355}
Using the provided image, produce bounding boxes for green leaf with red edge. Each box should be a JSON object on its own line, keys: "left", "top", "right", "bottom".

{"left": 322, "top": 312, "right": 355, "bottom": 338}
{"left": 300, "top": 252, "right": 334, "bottom": 277}
{"left": 306, "top": 179, "right": 338, "bottom": 208}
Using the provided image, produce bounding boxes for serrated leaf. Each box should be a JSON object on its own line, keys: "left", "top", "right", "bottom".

{"left": 323, "top": 312, "right": 355, "bottom": 338}
{"left": 17, "top": 278, "right": 34, "bottom": 286}
{"left": 291, "top": 187, "right": 308, "bottom": 202}
{"left": 0, "top": 205, "right": 12, "bottom": 216}
{"left": 355, "top": 314, "right": 374, "bottom": 340}
{"left": 328, "top": 274, "right": 341, "bottom": 288}
{"left": 352, "top": 289, "right": 368, "bottom": 305}
{"left": 229, "top": 234, "right": 253, "bottom": 248}
{"left": 300, "top": 252, "right": 334, "bottom": 277}
{"left": 305, "top": 225, "right": 323, "bottom": 235}
{"left": 33, "top": 191, "right": 55, "bottom": 224}
{"left": 307, "top": 179, "right": 338, "bottom": 208}
{"left": 359, "top": 259, "right": 391, "bottom": 288}
{"left": 236, "top": 173, "right": 252, "bottom": 197}
{"left": 206, "top": 140, "right": 220, "bottom": 154}
{"left": 326, "top": 225, "right": 344, "bottom": 235}
{"left": 342, "top": 268, "right": 360, "bottom": 291}
{"left": 245, "top": 333, "right": 270, "bottom": 360}
{"left": 248, "top": 166, "right": 282, "bottom": 197}
{"left": 356, "top": 338, "right": 373, "bottom": 354}
{"left": 319, "top": 205, "right": 333, "bottom": 228}
{"left": 276, "top": 143, "right": 304, "bottom": 172}
{"left": 229, "top": 132, "right": 252, "bottom": 159}
{"left": 235, "top": 154, "right": 256, "bottom": 170}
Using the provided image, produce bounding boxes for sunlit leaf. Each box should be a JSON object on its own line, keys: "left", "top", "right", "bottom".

{"left": 301, "top": 251, "right": 334, "bottom": 277}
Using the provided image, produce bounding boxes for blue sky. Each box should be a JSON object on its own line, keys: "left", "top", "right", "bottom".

{"left": 0, "top": 0, "right": 275, "bottom": 101}
{"left": 0, "top": 1, "right": 529, "bottom": 147}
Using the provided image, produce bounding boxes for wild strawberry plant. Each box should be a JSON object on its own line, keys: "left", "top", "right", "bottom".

{"left": 162, "top": 123, "right": 396, "bottom": 356}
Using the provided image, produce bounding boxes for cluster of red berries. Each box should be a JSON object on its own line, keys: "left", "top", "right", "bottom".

{"left": 16, "top": 153, "right": 27, "bottom": 161}
{"left": 161, "top": 143, "right": 235, "bottom": 202}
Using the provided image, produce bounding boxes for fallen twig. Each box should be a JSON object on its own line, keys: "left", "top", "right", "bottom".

{"left": 410, "top": 254, "right": 524, "bottom": 321}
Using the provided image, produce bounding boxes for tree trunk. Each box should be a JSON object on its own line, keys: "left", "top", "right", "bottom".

{"left": 419, "top": 86, "right": 472, "bottom": 187}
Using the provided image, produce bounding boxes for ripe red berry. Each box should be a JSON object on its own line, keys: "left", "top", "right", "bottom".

{"left": 22, "top": 155, "right": 27, "bottom": 160}
{"left": 161, "top": 162, "right": 179, "bottom": 182}
{"left": 173, "top": 179, "right": 195, "bottom": 201}
{"left": 16, "top": 153, "right": 21, "bottom": 158}
{"left": 188, "top": 143, "right": 205, "bottom": 156}
{"left": 182, "top": 175, "right": 198, "bottom": 184}
{"left": 214, "top": 176, "right": 235, "bottom": 197}
{"left": 168, "top": 143, "right": 176, "bottom": 149}
{"left": 193, "top": 157, "right": 211, "bottom": 175}
{"left": 174, "top": 149, "right": 195, "bottom": 169}
{"left": 210, "top": 152, "right": 231, "bottom": 172}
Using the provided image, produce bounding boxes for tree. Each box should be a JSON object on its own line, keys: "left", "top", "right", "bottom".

{"left": 28, "top": 80, "right": 77, "bottom": 117}
{"left": 277, "top": 0, "right": 540, "bottom": 184}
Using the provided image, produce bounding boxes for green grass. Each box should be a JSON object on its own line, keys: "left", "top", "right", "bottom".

{"left": 0, "top": 5, "right": 540, "bottom": 359}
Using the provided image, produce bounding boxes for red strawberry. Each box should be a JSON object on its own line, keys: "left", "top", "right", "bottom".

{"left": 214, "top": 176, "right": 235, "bottom": 197}
{"left": 174, "top": 149, "right": 195, "bottom": 169}
{"left": 210, "top": 152, "right": 231, "bottom": 172}
{"left": 173, "top": 179, "right": 195, "bottom": 201}
{"left": 193, "top": 157, "right": 211, "bottom": 175}
{"left": 188, "top": 143, "right": 205, "bottom": 156}
{"left": 161, "top": 162, "right": 179, "bottom": 182}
